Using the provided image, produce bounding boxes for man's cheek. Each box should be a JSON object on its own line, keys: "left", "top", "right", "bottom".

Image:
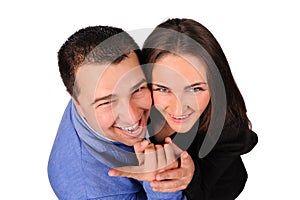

{"left": 96, "top": 112, "right": 115, "bottom": 129}
{"left": 143, "top": 93, "right": 153, "bottom": 109}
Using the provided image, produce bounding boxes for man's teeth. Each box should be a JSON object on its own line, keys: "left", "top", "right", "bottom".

{"left": 118, "top": 121, "right": 139, "bottom": 132}
{"left": 171, "top": 114, "right": 189, "bottom": 120}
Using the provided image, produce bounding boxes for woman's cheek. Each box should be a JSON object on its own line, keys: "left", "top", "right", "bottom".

{"left": 196, "top": 93, "right": 210, "bottom": 112}
{"left": 153, "top": 94, "right": 167, "bottom": 108}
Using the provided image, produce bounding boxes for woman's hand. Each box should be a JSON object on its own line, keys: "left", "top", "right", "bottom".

{"left": 108, "top": 137, "right": 195, "bottom": 192}
{"left": 108, "top": 138, "right": 178, "bottom": 181}
{"left": 150, "top": 151, "right": 194, "bottom": 192}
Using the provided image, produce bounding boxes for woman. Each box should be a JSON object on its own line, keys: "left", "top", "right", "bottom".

{"left": 111, "top": 18, "right": 258, "bottom": 199}
{"left": 141, "top": 18, "right": 258, "bottom": 200}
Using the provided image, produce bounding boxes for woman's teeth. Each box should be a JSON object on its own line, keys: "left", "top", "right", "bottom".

{"left": 170, "top": 114, "right": 190, "bottom": 120}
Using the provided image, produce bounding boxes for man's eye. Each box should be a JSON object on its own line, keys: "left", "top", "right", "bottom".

{"left": 97, "top": 101, "right": 113, "bottom": 108}
{"left": 134, "top": 86, "right": 146, "bottom": 94}
{"left": 132, "top": 86, "right": 148, "bottom": 98}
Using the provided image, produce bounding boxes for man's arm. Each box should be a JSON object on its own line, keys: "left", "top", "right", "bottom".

{"left": 143, "top": 181, "right": 187, "bottom": 200}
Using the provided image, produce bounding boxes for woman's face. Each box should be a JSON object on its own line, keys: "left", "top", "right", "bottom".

{"left": 152, "top": 54, "right": 210, "bottom": 133}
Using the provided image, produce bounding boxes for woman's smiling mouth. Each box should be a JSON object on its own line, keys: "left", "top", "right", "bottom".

{"left": 168, "top": 112, "right": 194, "bottom": 123}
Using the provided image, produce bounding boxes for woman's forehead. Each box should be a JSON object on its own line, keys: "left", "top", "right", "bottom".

{"left": 152, "top": 54, "right": 208, "bottom": 83}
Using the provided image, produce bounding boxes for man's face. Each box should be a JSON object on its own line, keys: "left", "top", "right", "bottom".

{"left": 74, "top": 52, "right": 152, "bottom": 146}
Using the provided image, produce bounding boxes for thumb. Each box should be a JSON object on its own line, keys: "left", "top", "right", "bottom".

{"left": 167, "top": 139, "right": 183, "bottom": 156}
{"left": 180, "top": 151, "right": 193, "bottom": 168}
{"left": 164, "top": 137, "right": 173, "bottom": 144}
{"left": 133, "top": 140, "right": 149, "bottom": 165}
{"left": 108, "top": 165, "right": 143, "bottom": 177}
{"left": 134, "top": 139, "right": 150, "bottom": 153}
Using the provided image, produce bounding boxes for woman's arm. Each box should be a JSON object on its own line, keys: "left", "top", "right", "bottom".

{"left": 183, "top": 155, "right": 247, "bottom": 200}
{"left": 183, "top": 124, "right": 257, "bottom": 200}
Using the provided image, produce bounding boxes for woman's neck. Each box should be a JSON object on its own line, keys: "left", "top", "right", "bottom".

{"left": 153, "top": 123, "right": 175, "bottom": 143}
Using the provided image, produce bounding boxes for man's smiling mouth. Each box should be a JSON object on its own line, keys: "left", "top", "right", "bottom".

{"left": 114, "top": 118, "right": 144, "bottom": 137}
{"left": 115, "top": 120, "right": 139, "bottom": 133}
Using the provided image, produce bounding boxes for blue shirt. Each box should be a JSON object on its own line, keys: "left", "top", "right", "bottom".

{"left": 48, "top": 100, "right": 186, "bottom": 200}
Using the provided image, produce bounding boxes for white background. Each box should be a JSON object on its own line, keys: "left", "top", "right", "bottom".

{"left": 1, "top": 0, "right": 299, "bottom": 199}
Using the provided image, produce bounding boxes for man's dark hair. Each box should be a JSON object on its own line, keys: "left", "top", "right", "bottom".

{"left": 58, "top": 25, "right": 141, "bottom": 99}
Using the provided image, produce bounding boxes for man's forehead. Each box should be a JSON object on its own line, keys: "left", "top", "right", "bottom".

{"left": 76, "top": 62, "right": 145, "bottom": 98}
{"left": 76, "top": 63, "right": 107, "bottom": 84}
{"left": 74, "top": 63, "right": 109, "bottom": 101}
{"left": 97, "top": 66, "right": 146, "bottom": 95}
{"left": 76, "top": 53, "right": 141, "bottom": 85}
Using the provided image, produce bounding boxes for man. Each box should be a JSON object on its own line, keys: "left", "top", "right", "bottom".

{"left": 48, "top": 25, "right": 189, "bottom": 199}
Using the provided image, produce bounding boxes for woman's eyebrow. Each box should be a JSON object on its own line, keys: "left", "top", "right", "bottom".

{"left": 184, "top": 82, "right": 207, "bottom": 90}
{"left": 152, "top": 83, "right": 168, "bottom": 88}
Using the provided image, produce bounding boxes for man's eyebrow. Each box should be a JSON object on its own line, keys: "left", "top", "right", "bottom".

{"left": 184, "top": 82, "right": 207, "bottom": 90}
{"left": 131, "top": 79, "right": 147, "bottom": 91}
{"left": 91, "top": 94, "right": 117, "bottom": 106}
{"left": 90, "top": 79, "right": 147, "bottom": 106}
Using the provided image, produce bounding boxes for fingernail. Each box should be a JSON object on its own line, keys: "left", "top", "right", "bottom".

{"left": 156, "top": 175, "right": 163, "bottom": 181}
{"left": 165, "top": 137, "right": 172, "bottom": 143}
{"left": 108, "top": 170, "right": 116, "bottom": 176}
{"left": 141, "top": 140, "right": 148, "bottom": 146}
{"left": 182, "top": 152, "right": 188, "bottom": 159}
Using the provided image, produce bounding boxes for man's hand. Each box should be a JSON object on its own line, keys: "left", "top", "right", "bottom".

{"left": 108, "top": 138, "right": 178, "bottom": 181}
{"left": 108, "top": 137, "right": 195, "bottom": 192}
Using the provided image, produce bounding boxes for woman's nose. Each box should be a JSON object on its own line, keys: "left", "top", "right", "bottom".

{"left": 170, "top": 93, "right": 189, "bottom": 115}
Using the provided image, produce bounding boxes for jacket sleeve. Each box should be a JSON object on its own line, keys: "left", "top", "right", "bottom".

{"left": 183, "top": 124, "right": 258, "bottom": 200}
{"left": 143, "top": 181, "right": 187, "bottom": 200}
{"left": 183, "top": 155, "right": 247, "bottom": 200}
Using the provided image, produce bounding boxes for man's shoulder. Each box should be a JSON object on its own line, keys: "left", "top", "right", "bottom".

{"left": 49, "top": 99, "right": 81, "bottom": 160}
{"left": 47, "top": 100, "right": 87, "bottom": 198}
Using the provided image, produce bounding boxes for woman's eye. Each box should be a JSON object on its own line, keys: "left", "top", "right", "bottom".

{"left": 189, "top": 87, "right": 204, "bottom": 92}
{"left": 159, "top": 88, "right": 169, "bottom": 93}
{"left": 153, "top": 87, "right": 169, "bottom": 93}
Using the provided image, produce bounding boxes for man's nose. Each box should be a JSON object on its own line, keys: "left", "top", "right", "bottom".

{"left": 113, "top": 99, "right": 140, "bottom": 125}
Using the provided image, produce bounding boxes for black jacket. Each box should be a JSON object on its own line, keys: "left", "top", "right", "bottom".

{"left": 183, "top": 123, "right": 258, "bottom": 200}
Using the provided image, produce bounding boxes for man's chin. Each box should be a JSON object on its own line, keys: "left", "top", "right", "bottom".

{"left": 122, "top": 137, "right": 144, "bottom": 146}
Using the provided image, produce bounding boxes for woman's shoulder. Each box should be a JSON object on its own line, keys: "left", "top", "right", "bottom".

{"left": 188, "top": 122, "right": 258, "bottom": 158}
{"left": 212, "top": 122, "right": 258, "bottom": 156}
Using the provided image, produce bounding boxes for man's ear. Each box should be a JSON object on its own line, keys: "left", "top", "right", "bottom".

{"left": 71, "top": 96, "right": 85, "bottom": 117}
